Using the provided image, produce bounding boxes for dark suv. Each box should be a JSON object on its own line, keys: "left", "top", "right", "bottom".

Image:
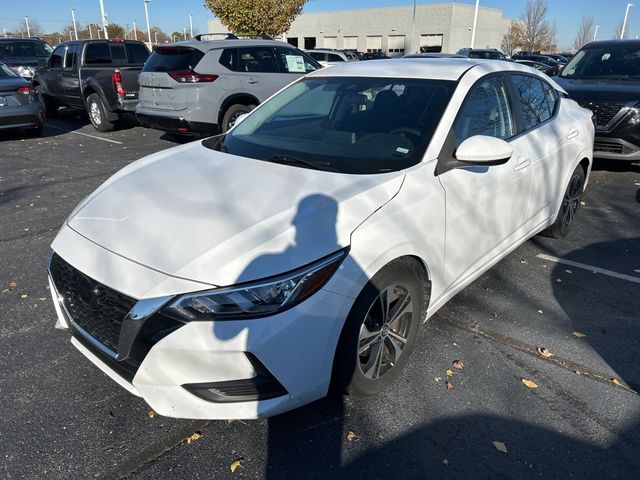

{"left": 0, "top": 37, "right": 53, "bottom": 79}
{"left": 555, "top": 40, "right": 640, "bottom": 161}
{"left": 32, "top": 39, "right": 149, "bottom": 131}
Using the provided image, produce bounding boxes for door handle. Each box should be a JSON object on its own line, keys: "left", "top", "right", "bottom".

{"left": 514, "top": 158, "right": 531, "bottom": 171}
{"left": 247, "top": 79, "right": 258, "bottom": 84}
{"left": 567, "top": 129, "right": 579, "bottom": 139}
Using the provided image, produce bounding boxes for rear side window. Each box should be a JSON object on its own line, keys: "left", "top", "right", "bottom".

{"left": 308, "top": 51, "right": 325, "bottom": 62}
{"left": 49, "top": 46, "right": 64, "bottom": 68}
{"left": 219, "top": 48, "right": 238, "bottom": 71}
{"left": 142, "top": 47, "right": 204, "bottom": 72}
{"left": 125, "top": 43, "right": 149, "bottom": 64}
{"left": 238, "top": 47, "right": 279, "bottom": 73}
{"left": 511, "top": 74, "right": 551, "bottom": 130}
{"left": 275, "top": 47, "right": 319, "bottom": 73}
{"left": 64, "top": 45, "right": 77, "bottom": 68}
{"left": 328, "top": 53, "right": 345, "bottom": 62}
{"left": 85, "top": 42, "right": 112, "bottom": 64}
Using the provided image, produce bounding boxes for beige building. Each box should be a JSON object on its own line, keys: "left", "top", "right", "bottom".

{"left": 207, "top": 2, "right": 511, "bottom": 57}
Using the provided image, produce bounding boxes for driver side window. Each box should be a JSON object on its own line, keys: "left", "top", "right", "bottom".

{"left": 454, "top": 76, "right": 514, "bottom": 146}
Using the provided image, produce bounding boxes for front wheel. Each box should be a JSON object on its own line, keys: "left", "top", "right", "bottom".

{"left": 332, "top": 258, "right": 428, "bottom": 398}
{"left": 546, "top": 165, "right": 586, "bottom": 238}
{"left": 86, "top": 93, "right": 116, "bottom": 132}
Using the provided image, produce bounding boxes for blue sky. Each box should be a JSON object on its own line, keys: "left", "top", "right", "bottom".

{"left": 0, "top": 0, "right": 634, "bottom": 50}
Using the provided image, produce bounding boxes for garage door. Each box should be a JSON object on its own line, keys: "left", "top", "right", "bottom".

{"left": 388, "top": 35, "right": 405, "bottom": 57}
{"left": 323, "top": 36, "right": 337, "bottom": 49}
{"left": 343, "top": 36, "right": 357, "bottom": 51}
{"left": 366, "top": 35, "right": 382, "bottom": 52}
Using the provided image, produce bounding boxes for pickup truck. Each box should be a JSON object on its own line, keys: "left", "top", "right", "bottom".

{"left": 32, "top": 39, "right": 149, "bottom": 132}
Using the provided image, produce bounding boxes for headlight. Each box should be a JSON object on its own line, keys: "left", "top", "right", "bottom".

{"left": 164, "top": 249, "right": 348, "bottom": 321}
{"left": 13, "top": 65, "right": 35, "bottom": 78}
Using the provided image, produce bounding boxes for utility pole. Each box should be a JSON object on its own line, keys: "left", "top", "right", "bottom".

{"left": 24, "top": 16, "right": 30, "bottom": 37}
{"left": 144, "top": 0, "right": 152, "bottom": 49}
{"left": 470, "top": 0, "right": 480, "bottom": 49}
{"left": 621, "top": 3, "right": 634, "bottom": 39}
{"left": 71, "top": 8, "right": 78, "bottom": 40}
{"left": 593, "top": 25, "right": 600, "bottom": 41}
{"left": 99, "top": 0, "right": 109, "bottom": 39}
{"left": 3, "top": 29, "right": 7, "bottom": 38}
{"left": 133, "top": 19, "right": 137, "bottom": 40}
{"left": 409, "top": 0, "right": 417, "bottom": 54}
{"left": 88, "top": 23, "right": 93, "bottom": 39}
{"left": 183, "top": 27, "right": 187, "bottom": 40}
{"left": 189, "top": 13, "right": 193, "bottom": 39}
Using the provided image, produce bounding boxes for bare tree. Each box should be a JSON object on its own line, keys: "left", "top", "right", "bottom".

{"left": 573, "top": 16, "right": 595, "bottom": 50}
{"left": 501, "top": 21, "right": 524, "bottom": 56}
{"left": 520, "top": 0, "right": 557, "bottom": 52}
{"left": 15, "top": 18, "right": 44, "bottom": 37}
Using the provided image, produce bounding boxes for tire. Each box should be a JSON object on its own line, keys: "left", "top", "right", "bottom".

{"left": 332, "top": 258, "right": 429, "bottom": 398}
{"left": 221, "top": 103, "right": 254, "bottom": 133}
{"left": 35, "top": 86, "right": 58, "bottom": 118}
{"left": 28, "top": 122, "right": 44, "bottom": 136}
{"left": 86, "top": 93, "right": 116, "bottom": 132}
{"left": 545, "top": 165, "right": 586, "bottom": 238}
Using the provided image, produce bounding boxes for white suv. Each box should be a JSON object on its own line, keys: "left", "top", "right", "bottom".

{"left": 136, "top": 37, "right": 321, "bottom": 135}
{"left": 305, "top": 49, "right": 357, "bottom": 67}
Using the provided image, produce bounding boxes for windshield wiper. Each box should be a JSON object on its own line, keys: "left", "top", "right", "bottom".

{"left": 269, "top": 154, "right": 337, "bottom": 172}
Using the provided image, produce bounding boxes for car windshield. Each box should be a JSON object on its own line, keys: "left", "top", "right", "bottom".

{"left": 203, "top": 77, "right": 456, "bottom": 174}
{"left": 560, "top": 46, "right": 640, "bottom": 79}
{"left": 0, "top": 41, "right": 52, "bottom": 59}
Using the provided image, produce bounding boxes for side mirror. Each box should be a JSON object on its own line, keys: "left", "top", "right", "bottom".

{"left": 455, "top": 135, "right": 513, "bottom": 166}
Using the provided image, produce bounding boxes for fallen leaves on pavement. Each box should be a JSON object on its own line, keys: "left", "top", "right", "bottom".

{"left": 185, "top": 432, "right": 202, "bottom": 444}
{"left": 572, "top": 331, "right": 587, "bottom": 338}
{"left": 445, "top": 380, "right": 454, "bottom": 391}
{"left": 452, "top": 359, "right": 464, "bottom": 370}
{"left": 147, "top": 410, "right": 156, "bottom": 419}
{"left": 493, "top": 441, "right": 508, "bottom": 453}
{"left": 612, "top": 378, "right": 624, "bottom": 387}
{"left": 230, "top": 458, "right": 244, "bottom": 473}
{"left": 521, "top": 378, "right": 539, "bottom": 389}
{"left": 445, "top": 369, "right": 454, "bottom": 377}
{"left": 346, "top": 430, "right": 359, "bottom": 442}
{"left": 536, "top": 347, "right": 553, "bottom": 358}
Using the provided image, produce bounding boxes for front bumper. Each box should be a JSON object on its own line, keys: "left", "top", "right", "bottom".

{"left": 593, "top": 134, "right": 640, "bottom": 161}
{"left": 0, "top": 102, "right": 44, "bottom": 130}
{"left": 49, "top": 252, "right": 353, "bottom": 419}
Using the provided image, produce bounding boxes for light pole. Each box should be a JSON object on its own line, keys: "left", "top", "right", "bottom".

{"left": 24, "top": 16, "right": 30, "bottom": 37}
{"left": 3, "top": 29, "right": 7, "bottom": 38}
{"left": 144, "top": 0, "right": 152, "bottom": 49}
{"left": 189, "top": 13, "right": 193, "bottom": 39}
{"left": 71, "top": 8, "right": 78, "bottom": 39}
{"left": 470, "top": 0, "right": 480, "bottom": 49}
{"left": 154, "top": 31, "right": 158, "bottom": 44}
{"left": 409, "top": 0, "right": 417, "bottom": 54}
{"left": 183, "top": 27, "right": 187, "bottom": 41}
{"left": 99, "top": 0, "right": 109, "bottom": 39}
{"left": 133, "top": 19, "right": 137, "bottom": 40}
{"left": 621, "top": 3, "right": 634, "bottom": 39}
{"left": 594, "top": 25, "right": 600, "bottom": 41}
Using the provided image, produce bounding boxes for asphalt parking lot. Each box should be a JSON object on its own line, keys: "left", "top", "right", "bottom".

{"left": 1, "top": 110, "right": 639, "bottom": 480}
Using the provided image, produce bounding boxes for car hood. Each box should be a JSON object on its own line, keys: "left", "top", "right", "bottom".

{"left": 66, "top": 141, "right": 404, "bottom": 287}
{"left": 1, "top": 58, "right": 45, "bottom": 67}
{"left": 554, "top": 77, "right": 640, "bottom": 103}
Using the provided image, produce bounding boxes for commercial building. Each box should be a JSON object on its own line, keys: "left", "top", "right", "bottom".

{"left": 207, "top": 2, "right": 511, "bottom": 56}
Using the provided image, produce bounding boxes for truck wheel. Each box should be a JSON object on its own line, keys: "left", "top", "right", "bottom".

{"left": 35, "top": 86, "right": 58, "bottom": 118}
{"left": 221, "top": 104, "right": 254, "bottom": 133}
{"left": 86, "top": 93, "right": 116, "bottom": 132}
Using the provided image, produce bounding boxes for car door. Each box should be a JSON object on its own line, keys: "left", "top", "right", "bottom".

{"left": 507, "top": 73, "right": 570, "bottom": 224}
{"left": 61, "top": 43, "right": 82, "bottom": 107}
{"left": 237, "top": 46, "right": 292, "bottom": 102}
{"left": 437, "top": 74, "right": 532, "bottom": 289}
{"left": 41, "top": 45, "right": 65, "bottom": 98}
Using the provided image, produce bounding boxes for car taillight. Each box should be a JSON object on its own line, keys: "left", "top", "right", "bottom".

{"left": 112, "top": 70, "right": 125, "bottom": 95}
{"left": 16, "top": 85, "right": 34, "bottom": 94}
{"left": 168, "top": 70, "right": 218, "bottom": 83}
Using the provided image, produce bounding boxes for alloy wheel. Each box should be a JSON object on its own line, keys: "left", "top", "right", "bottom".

{"left": 561, "top": 174, "right": 583, "bottom": 228}
{"left": 89, "top": 100, "right": 102, "bottom": 126}
{"left": 358, "top": 284, "right": 413, "bottom": 379}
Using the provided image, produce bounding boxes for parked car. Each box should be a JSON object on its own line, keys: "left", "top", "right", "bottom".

{"left": 32, "top": 39, "right": 150, "bottom": 132}
{"left": 343, "top": 50, "right": 364, "bottom": 60}
{"left": 136, "top": 38, "right": 321, "bottom": 135}
{"left": 362, "top": 51, "right": 390, "bottom": 60}
{"left": 404, "top": 53, "right": 465, "bottom": 59}
{"left": 48, "top": 58, "right": 593, "bottom": 419}
{"left": 457, "top": 48, "right": 509, "bottom": 61}
{"left": 545, "top": 54, "right": 569, "bottom": 65}
{"left": 512, "top": 53, "right": 561, "bottom": 75}
{"left": 305, "top": 49, "right": 357, "bottom": 67}
{"left": 0, "top": 37, "right": 53, "bottom": 80}
{"left": 555, "top": 39, "right": 640, "bottom": 160}
{"left": 515, "top": 59, "right": 556, "bottom": 75}
{"left": 0, "top": 61, "right": 44, "bottom": 135}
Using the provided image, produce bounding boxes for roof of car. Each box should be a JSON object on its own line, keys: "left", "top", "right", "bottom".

{"left": 582, "top": 39, "right": 640, "bottom": 49}
{"left": 307, "top": 58, "right": 540, "bottom": 81}
{"left": 159, "top": 38, "right": 295, "bottom": 52}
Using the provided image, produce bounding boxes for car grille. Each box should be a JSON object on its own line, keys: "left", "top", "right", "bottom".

{"left": 577, "top": 100, "right": 626, "bottom": 128}
{"left": 49, "top": 253, "right": 136, "bottom": 354}
{"left": 594, "top": 142, "right": 624, "bottom": 154}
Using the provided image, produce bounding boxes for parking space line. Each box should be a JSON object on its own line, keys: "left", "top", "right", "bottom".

{"left": 536, "top": 253, "right": 640, "bottom": 284}
{"left": 45, "top": 124, "right": 123, "bottom": 145}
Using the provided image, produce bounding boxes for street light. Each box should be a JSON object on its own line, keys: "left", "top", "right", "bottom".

{"left": 71, "top": 8, "right": 78, "bottom": 40}
{"left": 3, "top": 29, "right": 7, "bottom": 38}
{"left": 189, "top": 13, "right": 193, "bottom": 39}
{"left": 24, "top": 16, "right": 30, "bottom": 37}
{"left": 133, "top": 19, "right": 137, "bottom": 40}
{"left": 99, "top": 0, "right": 109, "bottom": 39}
{"left": 154, "top": 31, "right": 158, "bottom": 44}
{"left": 144, "top": 0, "right": 152, "bottom": 49}
{"left": 621, "top": 3, "right": 634, "bottom": 39}
{"left": 183, "top": 27, "right": 187, "bottom": 41}
{"left": 594, "top": 25, "right": 600, "bottom": 41}
{"left": 409, "top": 0, "right": 417, "bottom": 54}
{"left": 470, "top": 0, "right": 480, "bottom": 49}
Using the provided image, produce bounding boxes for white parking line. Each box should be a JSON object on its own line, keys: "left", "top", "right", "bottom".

{"left": 46, "top": 124, "right": 123, "bottom": 145}
{"left": 536, "top": 253, "right": 640, "bottom": 284}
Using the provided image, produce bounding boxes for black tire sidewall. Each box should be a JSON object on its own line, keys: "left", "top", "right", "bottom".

{"left": 87, "top": 93, "right": 115, "bottom": 132}
{"left": 550, "top": 165, "right": 585, "bottom": 238}
{"left": 332, "top": 259, "right": 427, "bottom": 398}
{"left": 222, "top": 104, "right": 253, "bottom": 132}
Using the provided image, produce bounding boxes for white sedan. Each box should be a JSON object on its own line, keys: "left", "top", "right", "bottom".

{"left": 48, "top": 59, "right": 594, "bottom": 419}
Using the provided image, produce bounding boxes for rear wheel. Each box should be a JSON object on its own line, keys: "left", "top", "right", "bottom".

{"left": 221, "top": 104, "right": 254, "bottom": 132}
{"left": 546, "top": 165, "right": 585, "bottom": 238}
{"left": 332, "top": 259, "right": 428, "bottom": 397}
{"left": 86, "top": 93, "right": 116, "bottom": 132}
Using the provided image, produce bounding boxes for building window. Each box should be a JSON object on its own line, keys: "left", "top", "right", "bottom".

{"left": 287, "top": 37, "right": 299, "bottom": 47}
{"left": 304, "top": 37, "right": 316, "bottom": 50}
